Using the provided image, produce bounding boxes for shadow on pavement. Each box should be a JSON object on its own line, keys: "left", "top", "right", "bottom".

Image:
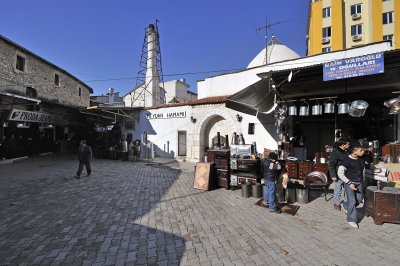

{"left": 0, "top": 153, "right": 186, "bottom": 265}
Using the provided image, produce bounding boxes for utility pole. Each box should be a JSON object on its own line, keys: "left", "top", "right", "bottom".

{"left": 256, "top": 16, "right": 288, "bottom": 64}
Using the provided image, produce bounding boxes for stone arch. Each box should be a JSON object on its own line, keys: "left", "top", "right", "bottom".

{"left": 193, "top": 108, "right": 239, "bottom": 161}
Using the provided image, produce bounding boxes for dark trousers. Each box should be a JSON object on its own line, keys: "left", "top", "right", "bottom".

{"left": 343, "top": 182, "right": 364, "bottom": 223}
{"left": 76, "top": 161, "right": 91, "bottom": 177}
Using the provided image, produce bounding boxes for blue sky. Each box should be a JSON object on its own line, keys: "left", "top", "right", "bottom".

{"left": 1, "top": 0, "right": 309, "bottom": 96}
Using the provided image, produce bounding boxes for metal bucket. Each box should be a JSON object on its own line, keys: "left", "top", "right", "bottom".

{"left": 324, "top": 99, "right": 335, "bottom": 114}
{"left": 338, "top": 102, "right": 349, "bottom": 114}
{"left": 349, "top": 100, "right": 369, "bottom": 117}
{"left": 295, "top": 187, "right": 309, "bottom": 204}
{"left": 251, "top": 183, "right": 262, "bottom": 198}
{"left": 311, "top": 102, "right": 323, "bottom": 115}
{"left": 241, "top": 182, "right": 252, "bottom": 198}
{"left": 299, "top": 102, "right": 309, "bottom": 116}
{"left": 288, "top": 105, "right": 297, "bottom": 116}
{"left": 285, "top": 187, "right": 296, "bottom": 203}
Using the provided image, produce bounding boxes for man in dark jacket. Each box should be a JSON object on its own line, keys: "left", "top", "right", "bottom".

{"left": 328, "top": 138, "right": 350, "bottom": 211}
{"left": 75, "top": 140, "right": 92, "bottom": 179}
{"left": 263, "top": 152, "right": 286, "bottom": 213}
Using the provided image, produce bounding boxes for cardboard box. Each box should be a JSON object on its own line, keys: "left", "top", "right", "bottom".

{"left": 376, "top": 163, "right": 400, "bottom": 182}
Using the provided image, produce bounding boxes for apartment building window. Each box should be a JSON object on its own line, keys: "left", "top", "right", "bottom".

{"left": 383, "top": 12, "right": 393, "bottom": 24}
{"left": 351, "top": 24, "right": 363, "bottom": 36}
{"left": 54, "top": 74, "right": 60, "bottom": 86}
{"left": 248, "top": 123, "right": 255, "bottom": 135}
{"left": 16, "top": 55, "right": 25, "bottom": 72}
{"left": 78, "top": 87, "right": 82, "bottom": 97}
{"left": 322, "top": 7, "right": 331, "bottom": 18}
{"left": 322, "top": 47, "right": 331, "bottom": 53}
{"left": 322, "top": 27, "right": 331, "bottom": 38}
{"left": 350, "top": 4, "right": 362, "bottom": 15}
{"left": 383, "top": 35, "right": 394, "bottom": 46}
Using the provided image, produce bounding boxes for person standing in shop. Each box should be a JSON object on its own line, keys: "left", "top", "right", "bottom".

{"left": 328, "top": 138, "right": 350, "bottom": 211}
{"left": 263, "top": 152, "right": 286, "bottom": 213}
{"left": 75, "top": 140, "right": 92, "bottom": 179}
{"left": 337, "top": 144, "right": 365, "bottom": 228}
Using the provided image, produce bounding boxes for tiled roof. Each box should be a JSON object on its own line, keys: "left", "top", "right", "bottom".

{"left": 146, "top": 96, "right": 229, "bottom": 110}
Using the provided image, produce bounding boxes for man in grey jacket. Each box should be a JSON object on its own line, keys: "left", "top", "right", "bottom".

{"left": 75, "top": 140, "right": 92, "bottom": 179}
{"left": 328, "top": 138, "right": 350, "bottom": 211}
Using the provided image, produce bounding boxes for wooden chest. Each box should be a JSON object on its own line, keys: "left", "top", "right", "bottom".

{"left": 313, "top": 163, "right": 328, "bottom": 175}
{"left": 207, "top": 150, "right": 229, "bottom": 163}
{"left": 285, "top": 161, "right": 299, "bottom": 178}
{"left": 365, "top": 186, "right": 400, "bottom": 225}
{"left": 298, "top": 161, "right": 313, "bottom": 179}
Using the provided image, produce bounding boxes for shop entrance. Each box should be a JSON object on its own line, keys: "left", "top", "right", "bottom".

{"left": 178, "top": 131, "right": 186, "bottom": 156}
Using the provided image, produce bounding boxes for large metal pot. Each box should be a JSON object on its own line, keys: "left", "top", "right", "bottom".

{"left": 349, "top": 100, "right": 369, "bottom": 117}
{"left": 324, "top": 99, "right": 335, "bottom": 114}
{"left": 299, "top": 102, "right": 309, "bottom": 116}
{"left": 338, "top": 101, "right": 350, "bottom": 114}
{"left": 288, "top": 105, "right": 297, "bottom": 116}
{"left": 312, "top": 102, "right": 322, "bottom": 115}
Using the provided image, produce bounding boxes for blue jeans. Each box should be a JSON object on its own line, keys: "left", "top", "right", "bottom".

{"left": 333, "top": 179, "right": 344, "bottom": 205}
{"left": 264, "top": 180, "right": 277, "bottom": 211}
{"left": 343, "top": 183, "right": 364, "bottom": 223}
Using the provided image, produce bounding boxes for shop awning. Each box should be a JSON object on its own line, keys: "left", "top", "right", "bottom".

{"left": 0, "top": 92, "right": 41, "bottom": 105}
{"left": 225, "top": 78, "right": 276, "bottom": 116}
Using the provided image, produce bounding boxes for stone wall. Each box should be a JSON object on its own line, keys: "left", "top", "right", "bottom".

{"left": 0, "top": 37, "right": 91, "bottom": 107}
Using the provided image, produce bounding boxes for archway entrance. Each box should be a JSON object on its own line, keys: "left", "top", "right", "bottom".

{"left": 193, "top": 109, "right": 239, "bottom": 161}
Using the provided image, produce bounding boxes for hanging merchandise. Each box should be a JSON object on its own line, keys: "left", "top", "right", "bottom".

{"left": 338, "top": 101, "right": 350, "bottom": 114}
{"left": 311, "top": 101, "right": 323, "bottom": 115}
{"left": 288, "top": 104, "right": 297, "bottom": 116}
{"left": 324, "top": 99, "right": 335, "bottom": 114}
{"left": 349, "top": 100, "right": 369, "bottom": 117}
{"left": 299, "top": 101, "right": 309, "bottom": 116}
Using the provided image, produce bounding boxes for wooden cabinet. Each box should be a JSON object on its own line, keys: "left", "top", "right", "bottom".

{"left": 207, "top": 150, "right": 230, "bottom": 189}
{"left": 285, "top": 161, "right": 299, "bottom": 178}
{"left": 298, "top": 161, "right": 313, "bottom": 179}
{"left": 230, "top": 159, "right": 261, "bottom": 188}
{"left": 313, "top": 163, "right": 329, "bottom": 176}
{"left": 365, "top": 186, "right": 400, "bottom": 225}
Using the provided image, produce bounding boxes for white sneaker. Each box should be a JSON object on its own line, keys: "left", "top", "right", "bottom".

{"left": 341, "top": 203, "right": 347, "bottom": 214}
{"left": 348, "top": 222, "right": 359, "bottom": 228}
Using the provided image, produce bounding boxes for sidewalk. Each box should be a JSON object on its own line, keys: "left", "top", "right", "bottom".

{"left": 0, "top": 154, "right": 399, "bottom": 265}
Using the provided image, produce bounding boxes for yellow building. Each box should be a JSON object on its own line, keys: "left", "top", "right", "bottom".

{"left": 307, "top": 0, "right": 400, "bottom": 55}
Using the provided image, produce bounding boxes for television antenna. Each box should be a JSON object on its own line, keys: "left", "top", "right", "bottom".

{"left": 256, "top": 16, "right": 289, "bottom": 64}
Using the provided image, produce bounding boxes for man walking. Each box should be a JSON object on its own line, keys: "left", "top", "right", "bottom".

{"left": 75, "top": 140, "right": 92, "bottom": 179}
{"left": 328, "top": 138, "right": 350, "bottom": 211}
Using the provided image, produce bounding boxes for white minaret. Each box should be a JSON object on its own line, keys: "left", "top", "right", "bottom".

{"left": 144, "top": 24, "right": 160, "bottom": 107}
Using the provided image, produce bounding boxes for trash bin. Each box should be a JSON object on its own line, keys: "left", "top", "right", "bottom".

{"left": 252, "top": 183, "right": 262, "bottom": 198}
{"left": 285, "top": 187, "right": 296, "bottom": 204}
{"left": 296, "top": 186, "right": 309, "bottom": 204}
{"left": 241, "top": 182, "right": 252, "bottom": 198}
{"left": 121, "top": 151, "right": 129, "bottom": 161}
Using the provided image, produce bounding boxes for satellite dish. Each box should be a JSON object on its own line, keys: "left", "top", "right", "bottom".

{"left": 288, "top": 71, "right": 293, "bottom": 83}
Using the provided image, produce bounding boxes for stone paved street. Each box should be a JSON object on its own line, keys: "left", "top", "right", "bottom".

{"left": 1, "top": 154, "right": 400, "bottom": 266}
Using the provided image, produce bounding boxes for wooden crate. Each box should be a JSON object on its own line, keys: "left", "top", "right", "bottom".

{"left": 365, "top": 186, "right": 400, "bottom": 225}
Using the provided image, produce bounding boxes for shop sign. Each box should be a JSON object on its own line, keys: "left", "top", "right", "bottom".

{"left": 323, "top": 52, "right": 384, "bottom": 81}
{"left": 8, "top": 108, "right": 55, "bottom": 124}
{"left": 146, "top": 111, "right": 186, "bottom": 119}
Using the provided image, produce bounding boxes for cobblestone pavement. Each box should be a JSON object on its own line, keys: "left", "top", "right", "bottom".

{"left": 1, "top": 154, "right": 399, "bottom": 266}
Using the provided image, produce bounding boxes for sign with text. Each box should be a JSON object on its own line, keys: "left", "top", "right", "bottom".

{"left": 323, "top": 52, "right": 384, "bottom": 81}
{"left": 9, "top": 108, "right": 55, "bottom": 124}
{"left": 146, "top": 111, "right": 186, "bottom": 119}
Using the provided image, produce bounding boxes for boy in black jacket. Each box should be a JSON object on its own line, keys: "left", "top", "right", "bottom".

{"left": 337, "top": 144, "right": 365, "bottom": 228}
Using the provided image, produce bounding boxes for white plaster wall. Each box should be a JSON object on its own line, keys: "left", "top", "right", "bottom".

{"left": 136, "top": 105, "right": 194, "bottom": 158}
{"left": 135, "top": 103, "right": 278, "bottom": 162}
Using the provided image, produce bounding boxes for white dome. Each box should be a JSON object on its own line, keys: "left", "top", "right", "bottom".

{"left": 247, "top": 36, "right": 300, "bottom": 68}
